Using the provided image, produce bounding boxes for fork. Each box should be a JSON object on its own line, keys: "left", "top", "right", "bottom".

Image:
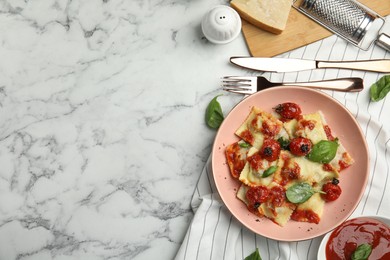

{"left": 221, "top": 76, "right": 363, "bottom": 94}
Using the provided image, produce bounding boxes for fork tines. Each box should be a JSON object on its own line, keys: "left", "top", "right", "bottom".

{"left": 221, "top": 76, "right": 255, "bottom": 94}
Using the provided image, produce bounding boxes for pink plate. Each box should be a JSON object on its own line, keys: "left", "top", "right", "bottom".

{"left": 212, "top": 86, "right": 369, "bottom": 241}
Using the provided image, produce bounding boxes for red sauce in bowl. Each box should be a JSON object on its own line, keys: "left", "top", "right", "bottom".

{"left": 326, "top": 217, "right": 390, "bottom": 259}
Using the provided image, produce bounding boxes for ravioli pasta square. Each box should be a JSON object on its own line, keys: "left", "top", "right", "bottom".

{"left": 226, "top": 104, "right": 354, "bottom": 226}
{"left": 225, "top": 140, "right": 250, "bottom": 179}
{"left": 235, "top": 107, "right": 283, "bottom": 149}
{"left": 273, "top": 150, "right": 339, "bottom": 188}
{"left": 239, "top": 147, "right": 276, "bottom": 187}
{"left": 295, "top": 111, "right": 328, "bottom": 144}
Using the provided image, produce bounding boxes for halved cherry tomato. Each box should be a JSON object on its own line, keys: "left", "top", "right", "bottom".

{"left": 260, "top": 138, "right": 281, "bottom": 162}
{"left": 274, "top": 102, "right": 302, "bottom": 120}
{"left": 321, "top": 182, "right": 342, "bottom": 202}
{"left": 246, "top": 186, "right": 269, "bottom": 210}
{"left": 289, "top": 137, "right": 312, "bottom": 156}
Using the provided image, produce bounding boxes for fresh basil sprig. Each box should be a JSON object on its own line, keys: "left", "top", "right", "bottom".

{"left": 370, "top": 75, "right": 390, "bottom": 102}
{"left": 307, "top": 139, "right": 339, "bottom": 164}
{"left": 262, "top": 166, "right": 277, "bottom": 178}
{"left": 244, "top": 248, "right": 262, "bottom": 260}
{"left": 205, "top": 95, "right": 224, "bottom": 129}
{"left": 286, "top": 182, "right": 325, "bottom": 204}
{"left": 351, "top": 243, "right": 372, "bottom": 260}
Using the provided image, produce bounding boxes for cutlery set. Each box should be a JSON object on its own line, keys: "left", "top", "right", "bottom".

{"left": 223, "top": 57, "right": 389, "bottom": 94}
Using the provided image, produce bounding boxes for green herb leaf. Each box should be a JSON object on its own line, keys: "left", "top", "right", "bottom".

{"left": 307, "top": 139, "right": 339, "bottom": 164}
{"left": 262, "top": 166, "right": 277, "bottom": 178}
{"left": 286, "top": 182, "right": 316, "bottom": 204}
{"left": 244, "top": 248, "right": 262, "bottom": 260}
{"left": 277, "top": 137, "right": 290, "bottom": 150}
{"left": 351, "top": 244, "right": 372, "bottom": 260}
{"left": 239, "top": 142, "right": 251, "bottom": 148}
{"left": 205, "top": 95, "right": 224, "bottom": 129}
{"left": 370, "top": 75, "right": 390, "bottom": 102}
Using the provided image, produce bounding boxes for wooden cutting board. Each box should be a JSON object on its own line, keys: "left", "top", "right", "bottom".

{"left": 242, "top": 0, "right": 390, "bottom": 57}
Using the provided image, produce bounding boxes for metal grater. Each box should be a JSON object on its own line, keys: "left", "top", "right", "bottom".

{"left": 293, "top": 0, "right": 390, "bottom": 51}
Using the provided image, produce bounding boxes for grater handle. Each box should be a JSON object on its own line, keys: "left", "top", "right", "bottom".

{"left": 317, "top": 59, "right": 390, "bottom": 73}
{"left": 376, "top": 33, "right": 390, "bottom": 52}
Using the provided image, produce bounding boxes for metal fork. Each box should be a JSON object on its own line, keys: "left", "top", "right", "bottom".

{"left": 221, "top": 76, "right": 363, "bottom": 94}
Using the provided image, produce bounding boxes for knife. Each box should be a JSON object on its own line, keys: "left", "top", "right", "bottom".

{"left": 230, "top": 57, "right": 390, "bottom": 73}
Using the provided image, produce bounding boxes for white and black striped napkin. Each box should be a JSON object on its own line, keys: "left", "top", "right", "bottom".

{"left": 175, "top": 27, "right": 390, "bottom": 260}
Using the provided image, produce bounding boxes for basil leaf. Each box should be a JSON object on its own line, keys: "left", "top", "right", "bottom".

{"left": 244, "top": 248, "right": 262, "bottom": 260}
{"left": 205, "top": 95, "right": 224, "bottom": 129}
{"left": 277, "top": 137, "right": 290, "bottom": 150}
{"left": 307, "top": 139, "right": 339, "bottom": 164}
{"left": 239, "top": 142, "right": 251, "bottom": 148}
{"left": 351, "top": 244, "right": 372, "bottom": 260}
{"left": 370, "top": 75, "right": 390, "bottom": 102}
{"left": 286, "top": 182, "right": 315, "bottom": 204}
{"left": 262, "top": 166, "right": 277, "bottom": 178}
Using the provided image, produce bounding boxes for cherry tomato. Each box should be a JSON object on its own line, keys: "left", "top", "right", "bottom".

{"left": 274, "top": 102, "right": 302, "bottom": 120}
{"left": 260, "top": 138, "right": 281, "bottom": 162}
{"left": 289, "top": 137, "right": 312, "bottom": 156}
{"left": 246, "top": 186, "right": 269, "bottom": 210}
{"left": 321, "top": 182, "right": 342, "bottom": 202}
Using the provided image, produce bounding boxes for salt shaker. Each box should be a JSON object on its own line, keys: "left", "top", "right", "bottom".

{"left": 201, "top": 5, "right": 242, "bottom": 44}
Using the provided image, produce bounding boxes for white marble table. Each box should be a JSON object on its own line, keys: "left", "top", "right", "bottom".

{"left": 2, "top": 1, "right": 390, "bottom": 260}
{"left": 0, "top": 0, "right": 247, "bottom": 259}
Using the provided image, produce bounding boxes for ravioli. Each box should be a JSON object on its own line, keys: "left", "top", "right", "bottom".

{"left": 236, "top": 184, "right": 249, "bottom": 205}
{"left": 258, "top": 182, "right": 296, "bottom": 226}
{"left": 295, "top": 112, "right": 328, "bottom": 144}
{"left": 319, "top": 114, "right": 354, "bottom": 172}
{"left": 225, "top": 140, "right": 250, "bottom": 179}
{"left": 237, "top": 183, "right": 295, "bottom": 226}
{"left": 283, "top": 119, "right": 298, "bottom": 139}
{"left": 273, "top": 150, "right": 338, "bottom": 187}
{"left": 239, "top": 147, "right": 277, "bottom": 187}
{"left": 291, "top": 192, "right": 324, "bottom": 224}
{"left": 235, "top": 107, "right": 283, "bottom": 149}
{"left": 225, "top": 104, "right": 354, "bottom": 227}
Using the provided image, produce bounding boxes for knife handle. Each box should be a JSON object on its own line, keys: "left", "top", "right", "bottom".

{"left": 283, "top": 77, "right": 364, "bottom": 92}
{"left": 317, "top": 59, "right": 390, "bottom": 73}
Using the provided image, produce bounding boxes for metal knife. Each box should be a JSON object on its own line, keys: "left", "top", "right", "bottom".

{"left": 230, "top": 57, "right": 390, "bottom": 73}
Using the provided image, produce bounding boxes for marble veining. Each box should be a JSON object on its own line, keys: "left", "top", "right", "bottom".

{"left": 0, "top": 0, "right": 247, "bottom": 259}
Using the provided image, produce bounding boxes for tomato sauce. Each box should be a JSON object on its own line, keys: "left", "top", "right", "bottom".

{"left": 324, "top": 125, "right": 335, "bottom": 141}
{"left": 291, "top": 209, "right": 320, "bottom": 224}
{"left": 226, "top": 143, "right": 246, "bottom": 178}
{"left": 247, "top": 152, "right": 263, "bottom": 172}
{"left": 280, "top": 159, "right": 300, "bottom": 186}
{"left": 240, "top": 129, "right": 254, "bottom": 144}
{"left": 339, "top": 152, "right": 351, "bottom": 171}
{"left": 269, "top": 186, "right": 285, "bottom": 207}
{"left": 339, "top": 160, "right": 350, "bottom": 171}
{"left": 300, "top": 119, "right": 316, "bottom": 130}
{"left": 326, "top": 217, "right": 390, "bottom": 260}
{"left": 261, "top": 121, "right": 280, "bottom": 137}
{"left": 323, "top": 163, "right": 334, "bottom": 172}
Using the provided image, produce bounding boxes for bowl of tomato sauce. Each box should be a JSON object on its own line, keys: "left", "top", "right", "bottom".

{"left": 317, "top": 215, "right": 390, "bottom": 260}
